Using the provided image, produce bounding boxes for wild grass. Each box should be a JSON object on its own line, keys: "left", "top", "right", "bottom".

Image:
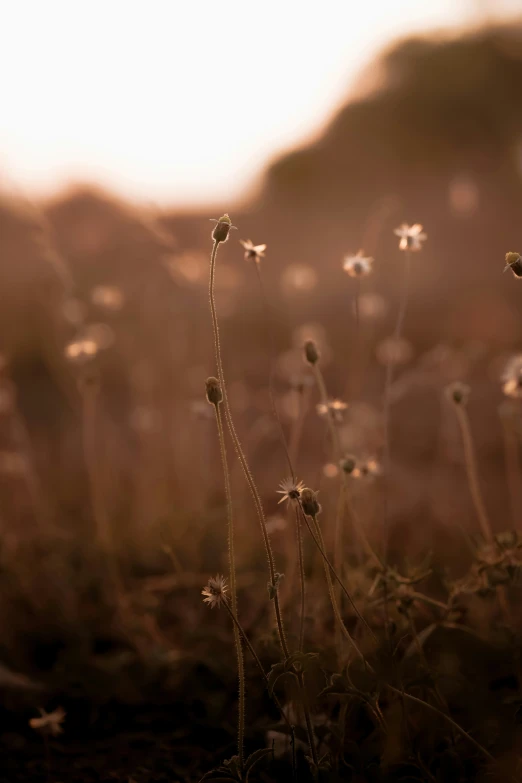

{"left": 1, "top": 196, "right": 522, "bottom": 782}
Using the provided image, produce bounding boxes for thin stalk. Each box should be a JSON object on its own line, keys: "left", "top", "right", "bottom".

{"left": 382, "top": 248, "right": 412, "bottom": 551}
{"left": 80, "top": 378, "right": 124, "bottom": 606}
{"left": 500, "top": 409, "right": 522, "bottom": 530}
{"left": 454, "top": 404, "right": 493, "bottom": 543}
{"left": 386, "top": 685, "right": 494, "bottom": 762}
{"left": 313, "top": 361, "right": 383, "bottom": 568}
{"left": 300, "top": 504, "right": 376, "bottom": 653}
{"left": 213, "top": 402, "right": 245, "bottom": 768}
{"left": 312, "top": 512, "right": 365, "bottom": 662}
{"left": 221, "top": 598, "right": 293, "bottom": 734}
{"left": 296, "top": 670, "right": 318, "bottom": 767}
{"left": 294, "top": 504, "right": 306, "bottom": 652}
{"left": 253, "top": 260, "right": 295, "bottom": 480}
{"left": 288, "top": 384, "right": 310, "bottom": 471}
{"left": 209, "top": 240, "right": 289, "bottom": 658}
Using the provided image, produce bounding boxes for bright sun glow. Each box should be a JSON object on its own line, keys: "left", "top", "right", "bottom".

{"left": 0, "top": 0, "right": 520, "bottom": 205}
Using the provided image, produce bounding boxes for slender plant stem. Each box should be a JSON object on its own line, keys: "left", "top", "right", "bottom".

{"left": 300, "top": 505, "right": 376, "bottom": 652}
{"left": 213, "top": 402, "right": 245, "bottom": 768}
{"left": 253, "top": 260, "right": 295, "bottom": 480}
{"left": 311, "top": 511, "right": 365, "bottom": 661}
{"left": 313, "top": 362, "right": 383, "bottom": 568}
{"left": 500, "top": 409, "right": 522, "bottom": 530}
{"left": 296, "top": 670, "right": 319, "bottom": 767}
{"left": 386, "top": 685, "right": 494, "bottom": 762}
{"left": 382, "top": 248, "right": 412, "bottom": 552}
{"left": 209, "top": 240, "right": 289, "bottom": 658}
{"left": 294, "top": 504, "right": 306, "bottom": 652}
{"left": 221, "top": 598, "right": 293, "bottom": 734}
{"left": 454, "top": 405, "right": 493, "bottom": 543}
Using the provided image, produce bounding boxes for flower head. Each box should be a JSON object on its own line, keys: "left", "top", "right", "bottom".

{"left": 240, "top": 239, "right": 266, "bottom": 263}
{"left": 277, "top": 477, "right": 305, "bottom": 505}
{"left": 316, "top": 399, "right": 348, "bottom": 423}
{"left": 300, "top": 487, "right": 321, "bottom": 518}
{"left": 29, "top": 707, "right": 66, "bottom": 737}
{"left": 205, "top": 376, "right": 223, "bottom": 406}
{"left": 445, "top": 381, "right": 470, "bottom": 406}
{"left": 504, "top": 252, "right": 522, "bottom": 279}
{"left": 201, "top": 575, "right": 228, "bottom": 609}
{"left": 502, "top": 356, "right": 522, "bottom": 399}
{"left": 210, "top": 214, "right": 237, "bottom": 244}
{"left": 303, "top": 339, "right": 319, "bottom": 365}
{"left": 394, "top": 223, "right": 427, "bottom": 252}
{"left": 343, "top": 250, "right": 373, "bottom": 278}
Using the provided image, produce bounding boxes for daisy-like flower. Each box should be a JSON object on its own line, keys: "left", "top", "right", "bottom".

{"left": 394, "top": 223, "right": 427, "bottom": 252}
{"left": 29, "top": 707, "right": 66, "bottom": 737}
{"left": 201, "top": 575, "right": 228, "bottom": 609}
{"left": 316, "top": 399, "right": 348, "bottom": 423}
{"left": 240, "top": 239, "right": 266, "bottom": 263}
{"left": 277, "top": 477, "right": 305, "bottom": 505}
{"left": 343, "top": 250, "right": 373, "bottom": 278}
{"left": 502, "top": 356, "right": 522, "bottom": 399}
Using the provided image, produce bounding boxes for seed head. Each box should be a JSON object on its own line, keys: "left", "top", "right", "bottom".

{"left": 394, "top": 223, "right": 427, "bottom": 252}
{"left": 205, "top": 376, "right": 223, "bottom": 405}
{"left": 300, "top": 487, "right": 321, "bottom": 518}
{"left": 210, "top": 214, "right": 236, "bottom": 244}
{"left": 240, "top": 239, "right": 266, "bottom": 263}
{"left": 202, "top": 575, "right": 228, "bottom": 609}
{"left": 504, "top": 252, "right": 522, "bottom": 278}
{"left": 445, "top": 381, "right": 470, "bottom": 406}
{"left": 304, "top": 339, "right": 319, "bottom": 365}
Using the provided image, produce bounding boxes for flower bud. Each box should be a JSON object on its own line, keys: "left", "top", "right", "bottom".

{"left": 300, "top": 487, "right": 321, "bottom": 517}
{"left": 205, "top": 376, "right": 223, "bottom": 406}
{"left": 212, "top": 214, "right": 234, "bottom": 244}
{"left": 340, "top": 455, "right": 357, "bottom": 474}
{"left": 505, "top": 252, "right": 522, "bottom": 278}
{"left": 304, "top": 339, "right": 319, "bottom": 365}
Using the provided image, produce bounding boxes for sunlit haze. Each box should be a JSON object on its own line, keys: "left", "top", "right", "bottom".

{"left": 1, "top": 0, "right": 521, "bottom": 206}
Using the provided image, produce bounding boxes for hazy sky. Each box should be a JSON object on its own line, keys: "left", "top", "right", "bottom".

{"left": 1, "top": 0, "right": 521, "bottom": 206}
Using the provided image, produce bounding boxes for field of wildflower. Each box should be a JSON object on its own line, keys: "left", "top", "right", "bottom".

{"left": 2, "top": 21, "right": 522, "bottom": 783}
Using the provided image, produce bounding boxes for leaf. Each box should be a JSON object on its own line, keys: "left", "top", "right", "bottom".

{"left": 267, "top": 662, "right": 288, "bottom": 696}
{"left": 404, "top": 623, "right": 437, "bottom": 658}
{"left": 283, "top": 651, "right": 319, "bottom": 672}
{"left": 244, "top": 748, "right": 273, "bottom": 780}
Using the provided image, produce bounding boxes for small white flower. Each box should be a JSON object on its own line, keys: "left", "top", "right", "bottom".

{"left": 29, "top": 707, "right": 66, "bottom": 737}
{"left": 240, "top": 239, "right": 266, "bottom": 263}
{"left": 277, "top": 477, "right": 305, "bottom": 505}
{"left": 394, "top": 223, "right": 427, "bottom": 252}
{"left": 201, "top": 575, "right": 228, "bottom": 609}
{"left": 316, "top": 399, "right": 348, "bottom": 423}
{"left": 343, "top": 251, "right": 373, "bottom": 278}
{"left": 502, "top": 356, "right": 522, "bottom": 399}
